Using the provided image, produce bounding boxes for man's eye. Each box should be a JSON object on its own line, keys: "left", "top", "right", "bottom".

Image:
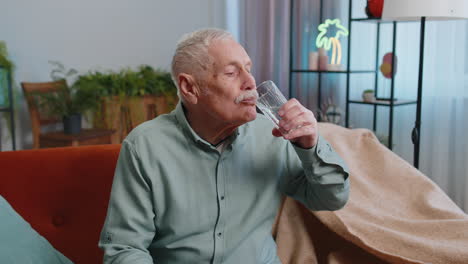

{"left": 226, "top": 72, "right": 235, "bottom": 76}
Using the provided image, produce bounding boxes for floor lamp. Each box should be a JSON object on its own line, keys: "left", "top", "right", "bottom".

{"left": 381, "top": 0, "right": 468, "bottom": 169}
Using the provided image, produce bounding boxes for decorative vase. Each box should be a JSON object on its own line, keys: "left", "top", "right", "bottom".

{"left": 366, "top": 0, "right": 384, "bottom": 18}
{"left": 63, "top": 113, "right": 82, "bottom": 134}
{"left": 317, "top": 48, "right": 328, "bottom": 70}
{"left": 308, "top": 52, "right": 319, "bottom": 70}
{"left": 319, "top": 55, "right": 328, "bottom": 71}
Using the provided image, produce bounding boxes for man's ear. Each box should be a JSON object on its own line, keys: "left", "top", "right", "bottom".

{"left": 178, "top": 73, "right": 201, "bottom": 104}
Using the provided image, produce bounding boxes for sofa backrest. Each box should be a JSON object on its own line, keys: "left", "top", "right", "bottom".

{"left": 0, "top": 144, "right": 121, "bottom": 264}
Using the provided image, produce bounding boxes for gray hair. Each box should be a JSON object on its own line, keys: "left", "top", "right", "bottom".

{"left": 171, "top": 28, "right": 233, "bottom": 100}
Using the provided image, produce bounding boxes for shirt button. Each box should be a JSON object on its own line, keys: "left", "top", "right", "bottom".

{"left": 217, "top": 232, "right": 222, "bottom": 237}
{"left": 220, "top": 196, "right": 225, "bottom": 200}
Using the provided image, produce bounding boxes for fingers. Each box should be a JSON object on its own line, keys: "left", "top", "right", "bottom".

{"left": 275, "top": 98, "right": 319, "bottom": 148}
{"left": 278, "top": 98, "right": 315, "bottom": 133}
{"left": 279, "top": 104, "right": 303, "bottom": 128}
{"left": 278, "top": 98, "right": 301, "bottom": 115}
{"left": 279, "top": 110, "right": 312, "bottom": 132}
{"left": 283, "top": 123, "right": 317, "bottom": 141}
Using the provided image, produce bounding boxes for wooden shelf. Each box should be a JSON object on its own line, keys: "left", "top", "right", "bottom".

{"left": 40, "top": 129, "right": 115, "bottom": 148}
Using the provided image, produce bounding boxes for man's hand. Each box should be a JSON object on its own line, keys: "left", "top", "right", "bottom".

{"left": 272, "top": 98, "right": 318, "bottom": 149}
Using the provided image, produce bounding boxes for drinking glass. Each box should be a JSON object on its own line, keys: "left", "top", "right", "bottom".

{"left": 256, "top": 80, "right": 287, "bottom": 128}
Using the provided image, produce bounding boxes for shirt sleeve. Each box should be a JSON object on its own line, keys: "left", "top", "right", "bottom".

{"left": 99, "top": 140, "right": 155, "bottom": 264}
{"left": 279, "top": 134, "right": 350, "bottom": 211}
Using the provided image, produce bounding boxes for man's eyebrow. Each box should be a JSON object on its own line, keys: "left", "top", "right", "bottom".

{"left": 224, "top": 61, "right": 252, "bottom": 67}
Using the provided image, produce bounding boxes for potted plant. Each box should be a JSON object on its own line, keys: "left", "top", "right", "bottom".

{"left": 362, "top": 89, "right": 375, "bottom": 102}
{"left": 34, "top": 62, "right": 100, "bottom": 134}
{"left": 73, "top": 65, "right": 178, "bottom": 142}
{"left": 35, "top": 84, "right": 95, "bottom": 134}
{"left": 0, "top": 41, "right": 16, "bottom": 147}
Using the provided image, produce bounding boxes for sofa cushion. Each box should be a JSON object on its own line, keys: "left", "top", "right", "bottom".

{"left": 0, "top": 195, "right": 73, "bottom": 264}
{"left": 0, "top": 144, "right": 121, "bottom": 264}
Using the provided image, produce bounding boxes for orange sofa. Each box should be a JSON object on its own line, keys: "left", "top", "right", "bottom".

{"left": 0, "top": 144, "right": 121, "bottom": 264}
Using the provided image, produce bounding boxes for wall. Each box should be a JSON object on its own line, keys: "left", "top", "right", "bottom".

{"left": 0, "top": 0, "right": 227, "bottom": 149}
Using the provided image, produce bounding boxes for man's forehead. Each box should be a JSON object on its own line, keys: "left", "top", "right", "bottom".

{"left": 209, "top": 39, "right": 252, "bottom": 68}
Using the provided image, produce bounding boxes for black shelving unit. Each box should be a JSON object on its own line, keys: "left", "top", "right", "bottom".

{"left": 0, "top": 66, "right": 16, "bottom": 151}
{"left": 288, "top": 0, "right": 384, "bottom": 122}
{"left": 289, "top": 0, "right": 421, "bottom": 166}
{"left": 345, "top": 0, "right": 420, "bottom": 154}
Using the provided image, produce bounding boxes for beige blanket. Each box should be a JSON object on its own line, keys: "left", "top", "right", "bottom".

{"left": 273, "top": 123, "right": 468, "bottom": 264}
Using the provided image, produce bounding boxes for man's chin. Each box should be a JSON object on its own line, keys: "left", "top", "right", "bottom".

{"left": 245, "top": 108, "right": 257, "bottom": 122}
{"left": 229, "top": 104, "right": 256, "bottom": 125}
{"left": 247, "top": 111, "right": 257, "bottom": 122}
{"left": 235, "top": 106, "right": 257, "bottom": 124}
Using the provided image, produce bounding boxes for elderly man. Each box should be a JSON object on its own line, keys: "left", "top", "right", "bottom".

{"left": 99, "top": 28, "right": 349, "bottom": 264}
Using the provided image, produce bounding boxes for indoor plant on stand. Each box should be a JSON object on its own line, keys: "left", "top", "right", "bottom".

{"left": 35, "top": 62, "right": 99, "bottom": 134}
{"left": 35, "top": 81, "right": 98, "bottom": 134}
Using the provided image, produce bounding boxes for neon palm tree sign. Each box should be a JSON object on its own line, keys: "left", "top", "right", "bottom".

{"left": 316, "top": 19, "right": 349, "bottom": 65}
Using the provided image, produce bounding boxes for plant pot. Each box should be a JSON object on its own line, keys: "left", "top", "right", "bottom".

{"left": 362, "top": 92, "right": 375, "bottom": 102}
{"left": 93, "top": 95, "right": 178, "bottom": 143}
{"left": 63, "top": 113, "right": 82, "bottom": 134}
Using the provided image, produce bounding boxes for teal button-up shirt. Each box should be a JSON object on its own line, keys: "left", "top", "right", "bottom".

{"left": 99, "top": 103, "right": 349, "bottom": 264}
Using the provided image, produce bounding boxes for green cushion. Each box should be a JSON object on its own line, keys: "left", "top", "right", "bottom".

{"left": 0, "top": 195, "right": 73, "bottom": 264}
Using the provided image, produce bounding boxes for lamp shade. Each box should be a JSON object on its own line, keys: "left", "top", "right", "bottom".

{"left": 382, "top": 0, "right": 468, "bottom": 21}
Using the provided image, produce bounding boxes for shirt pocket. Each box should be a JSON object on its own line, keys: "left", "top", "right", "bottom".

{"left": 258, "top": 235, "right": 282, "bottom": 264}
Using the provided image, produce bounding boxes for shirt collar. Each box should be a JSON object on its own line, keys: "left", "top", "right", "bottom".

{"left": 174, "top": 102, "right": 243, "bottom": 149}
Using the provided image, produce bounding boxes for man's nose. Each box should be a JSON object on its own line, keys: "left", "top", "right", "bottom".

{"left": 241, "top": 70, "right": 256, "bottom": 91}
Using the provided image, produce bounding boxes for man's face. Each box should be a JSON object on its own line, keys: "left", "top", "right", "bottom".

{"left": 196, "top": 38, "right": 257, "bottom": 126}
